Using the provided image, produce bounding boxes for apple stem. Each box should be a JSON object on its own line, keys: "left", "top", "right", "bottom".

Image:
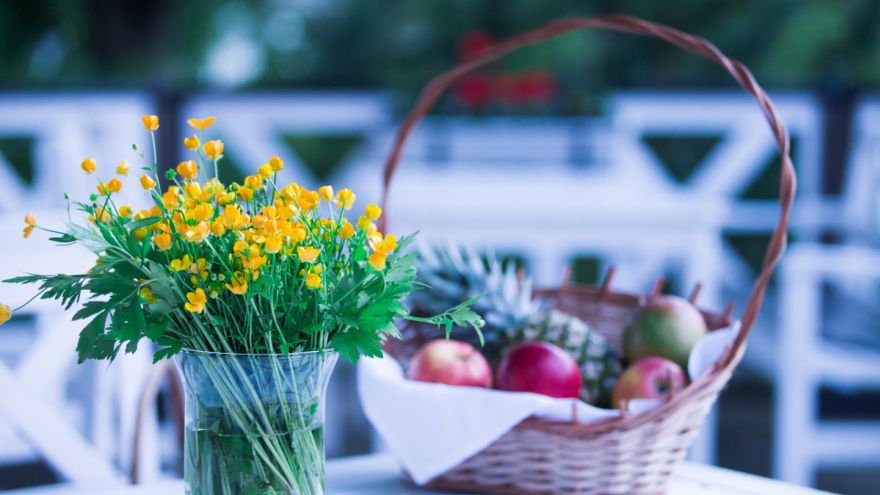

{"left": 688, "top": 282, "right": 703, "bottom": 304}
{"left": 650, "top": 276, "right": 666, "bottom": 297}
{"left": 723, "top": 302, "right": 736, "bottom": 320}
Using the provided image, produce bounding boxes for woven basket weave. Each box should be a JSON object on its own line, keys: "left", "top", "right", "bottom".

{"left": 377, "top": 14, "right": 796, "bottom": 495}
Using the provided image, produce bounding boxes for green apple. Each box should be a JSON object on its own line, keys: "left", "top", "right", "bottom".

{"left": 623, "top": 295, "right": 707, "bottom": 370}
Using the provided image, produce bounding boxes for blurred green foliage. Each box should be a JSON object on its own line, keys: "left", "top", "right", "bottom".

{"left": 2, "top": 0, "right": 878, "bottom": 107}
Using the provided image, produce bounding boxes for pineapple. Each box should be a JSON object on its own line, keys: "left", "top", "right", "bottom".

{"left": 411, "top": 242, "right": 542, "bottom": 361}
{"left": 411, "top": 242, "right": 621, "bottom": 407}
{"left": 507, "top": 309, "right": 622, "bottom": 407}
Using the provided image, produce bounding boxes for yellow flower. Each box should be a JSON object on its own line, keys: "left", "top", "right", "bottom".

{"left": 118, "top": 205, "right": 133, "bottom": 218}
{"left": 216, "top": 191, "right": 235, "bottom": 205}
{"left": 183, "top": 221, "right": 210, "bottom": 244}
{"left": 225, "top": 272, "right": 248, "bottom": 295}
{"left": 140, "top": 174, "right": 156, "bottom": 190}
{"left": 336, "top": 188, "right": 355, "bottom": 209}
{"left": 184, "top": 288, "right": 207, "bottom": 313}
{"left": 319, "top": 185, "right": 334, "bottom": 202}
{"left": 187, "top": 116, "right": 216, "bottom": 130}
{"left": 237, "top": 186, "right": 254, "bottom": 201}
{"left": 297, "top": 246, "right": 320, "bottom": 263}
{"left": 81, "top": 158, "right": 97, "bottom": 174}
{"left": 210, "top": 218, "right": 227, "bottom": 236}
{"left": 97, "top": 178, "right": 123, "bottom": 195}
{"left": 190, "top": 258, "right": 209, "bottom": 280}
{"left": 371, "top": 233, "right": 398, "bottom": 254}
{"left": 169, "top": 255, "right": 193, "bottom": 272}
{"left": 339, "top": 220, "right": 355, "bottom": 239}
{"left": 368, "top": 252, "right": 387, "bottom": 270}
{"left": 286, "top": 222, "right": 307, "bottom": 243}
{"left": 116, "top": 160, "right": 130, "bottom": 176}
{"left": 357, "top": 215, "right": 371, "bottom": 230}
{"left": 163, "top": 188, "right": 181, "bottom": 209}
{"left": 184, "top": 135, "right": 200, "bottom": 150}
{"left": 258, "top": 163, "right": 273, "bottom": 178}
{"left": 305, "top": 272, "right": 322, "bottom": 290}
{"left": 0, "top": 304, "right": 10, "bottom": 326}
{"left": 244, "top": 175, "right": 263, "bottom": 190}
{"left": 154, "top": 233, "right": 172, "bottom": 251}
{"left": 139, "top": 287, "right": 158, "bottom": 304}
{"left": 89, "top": 206, "right": 111, "bottom": 224}
{"left": 203, "top": 140, "right": 224, "bottom": 160}
{"left": 264, "top": 235, "right": 283, "bottom": 254}
{"left": 142, "top": 115, "right": 159, "bottom": 131}
{"left": 270, "top": 156, "right": 283, "bottom": 172}
{"left": 22, "top": 212, "right": 36, "bottom": 239}
{"left": 177, "top": 160, "right": 198, "bottom": 181}
{"left": 365, "top": 204, "right": 382, "bottom": 221}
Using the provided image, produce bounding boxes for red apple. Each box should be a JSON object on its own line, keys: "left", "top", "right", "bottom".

{"left": 407, "top": 339, "right": 492, "bottom": 388}
{"left": 496, "top": 342, "right": 582, "bottom": 398}
{"left": 611, "top": 357, "right": 687, "bottom": 409}
{"left": 624, "top": 295, "right": 707, "bottom": 370}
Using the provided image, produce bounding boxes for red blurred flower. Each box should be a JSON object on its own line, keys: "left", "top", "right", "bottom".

{"left": 515, "top": 70, "right": 557, "bottom": 104}
{"left": 458, "top": 31, "right": 495, "bottom": 60}
{"left": 456, "top": 74, "right": 493, "bottom": 109}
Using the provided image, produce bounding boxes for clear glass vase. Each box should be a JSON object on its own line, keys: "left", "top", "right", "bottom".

{"left": 176, "top": 349, "right": 338, "bottom": 495}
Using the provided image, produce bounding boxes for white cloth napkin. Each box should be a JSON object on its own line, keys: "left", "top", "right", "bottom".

{"left": 357, "top": 323, "right": 740, "bottom": 485}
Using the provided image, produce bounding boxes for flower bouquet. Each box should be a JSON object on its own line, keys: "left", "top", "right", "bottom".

{"left": 1, "top": 115, "right": 483, "bottom": 495}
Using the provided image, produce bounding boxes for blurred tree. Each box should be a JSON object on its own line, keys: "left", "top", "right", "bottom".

{"left": 1, "top": 0, "right": 878, "bottom": 110}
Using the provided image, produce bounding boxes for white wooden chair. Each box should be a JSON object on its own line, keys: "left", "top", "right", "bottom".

{"left": 0, "top": 94, "right": 162, "bottom": 487}
{"left": 773, "top": 97, "right": 880, "bottom": 486}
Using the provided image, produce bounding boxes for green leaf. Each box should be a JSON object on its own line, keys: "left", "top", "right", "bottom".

{"left": 49, "top": 233, "right": 77, "bottom": 244}
{"left": 76, "top": 311, "right": 114, "bottom": 363}
{"left": 125, "top": 216, "right": 162, "bottom": 232}
{"left": 153, "top": 344, "right": 182, "bottom": 363}
{"left": 331, "top": 328, "right": 383, "bottom": 363}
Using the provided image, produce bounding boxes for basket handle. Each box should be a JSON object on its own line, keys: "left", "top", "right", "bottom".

{"left": 379, "top": 14, "right": 796, "bottom": 363}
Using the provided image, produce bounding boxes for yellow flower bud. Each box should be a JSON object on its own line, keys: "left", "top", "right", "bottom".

{"left": 258, "top": 163, "right": 273, "bottom": 178}
{"left": 187, "top": 117, "right": 216, "bottom": 130}
{"left": 336, "top": 188, "right": 355, "bottom": 209}
{"left": 365, "top": 203, "right": 382, "bottom": 221}
{"left": 181, "top": 137, "right": 198, "bottom": 151}
{"left": 118, "top": 205, "right": 133, "bottom": 218}
{"left": 237, "top": 186, "right": 254, "bottom": 201}
{"left": 305, "top": 272, "right": 323, "bottom": 290}
{"left": 269, "top": 156, "right": 283, "bottom": 172}
{"left": 142, "top": 115, "right": 159, "bottom": 131}
{"left": 357, "top": 215, "right": 371, "bottom": 230}
{"left": 81, "top": 158, "right": 97, "bottom": 174}
{"left": 154, "top": 233, "right": 172, "bottom": 251}
{"left": 177, "top": 160, "right": 198, "bottom": 181}
{"left": 339, "top": 221, "right": 355, "bottom": 239}
{"left": 116, "top": 160, "right": 130, "bottom": 176}
{"left": 0, "top": 303, "right": 11, "bottom": 325}
{"left": 140, "top": 174, "right": 156, "bottom": 190}
{"left": 319, "top": 185, "right": 334, "bottom": 201}
{"left": 203, "top": 140, "right": 224, "bottom": 160}
{"left": 22, "top": 212, "right": 36, "bottom": 239}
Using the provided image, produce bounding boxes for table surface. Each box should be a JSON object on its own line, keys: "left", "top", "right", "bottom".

{"left": 6, "top": 453, "right": 835, "bottom": 494}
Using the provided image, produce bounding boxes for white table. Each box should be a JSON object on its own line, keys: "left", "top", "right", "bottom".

{"left": 6, "top": 453, "right": 836, "bottom": 494}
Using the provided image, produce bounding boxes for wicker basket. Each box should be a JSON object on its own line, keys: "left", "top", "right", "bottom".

{"left": 377, "top": 14, "right": 796, "bottom": 495}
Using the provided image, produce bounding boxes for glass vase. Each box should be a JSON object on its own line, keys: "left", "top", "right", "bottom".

{"left": 176, "top": 349, "right": 338, "bottom": 495}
